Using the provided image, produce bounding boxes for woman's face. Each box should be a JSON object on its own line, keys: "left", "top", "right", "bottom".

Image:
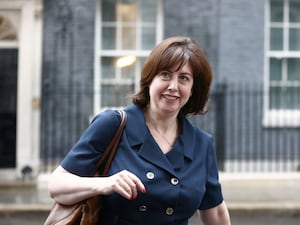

{"left": 148, "top": 62, "right": 194, "bottom": 116}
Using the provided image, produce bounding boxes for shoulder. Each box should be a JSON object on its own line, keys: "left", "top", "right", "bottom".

{"left": 192, "top": 124, "right": 213, "bottom": 151}
{"left": 194, "top": 126, "right": 213, "bottom": 143}
{"left": 92, "top": 108, "right": 121, "bottom": 125}
{"left": 181, "top": 115, "right": 212, "bottom": 142}
{"left": 124, "top": 104, "right": 143, "bottom": 118}
{"left": 123, "top": 104, "right": 145, "bottom": 127}
{"left": 178, "top": 115, "right": 213, "bottom": 160}
{"left": 123, "top": 104, "right": 148, "bottom": 144}
{"left": 82, "top": 109, "right": 123, "bottom": 142}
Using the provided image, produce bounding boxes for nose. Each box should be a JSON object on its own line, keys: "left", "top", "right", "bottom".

{"left": 168, "top": 77, "right": 178, "bottom": 91}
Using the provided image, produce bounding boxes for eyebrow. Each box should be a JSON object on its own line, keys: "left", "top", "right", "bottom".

{"left": 180, "top": 71, "right": 192, "bottom": 76}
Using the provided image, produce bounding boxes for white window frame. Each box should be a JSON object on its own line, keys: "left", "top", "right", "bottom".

{"left": 263, "top": 0, "right": 300, "bottom": 127}
{"left": 94, "top": 0, "right": 163, "bottom": 113}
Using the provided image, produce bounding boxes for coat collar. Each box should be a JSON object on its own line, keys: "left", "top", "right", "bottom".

{"left": 124, "top": 104, "right": 195, "bottom": 173}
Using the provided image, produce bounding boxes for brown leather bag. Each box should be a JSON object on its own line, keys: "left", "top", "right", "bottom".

{"left": 44, "top": 110, "right": 127, "bottom": 225}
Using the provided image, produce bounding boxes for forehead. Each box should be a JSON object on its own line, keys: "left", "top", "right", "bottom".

{"left": 169, "top": 62, "right": 192, "bottom": 75}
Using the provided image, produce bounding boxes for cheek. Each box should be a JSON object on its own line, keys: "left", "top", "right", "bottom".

{"left": 181, "top": 79, "right": 193, "bottom": 98}
{"left": 149, "top": 80, "right": 166, "bottom": 96}
{"left": 148, "top": 83, "right": 159, "bottom": 100}
{"left": 183, "top": 86, "right": 193, "bottom": 98}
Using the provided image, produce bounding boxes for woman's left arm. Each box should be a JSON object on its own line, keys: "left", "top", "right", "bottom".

{"left": 199, "top": 201, "right": 231, "bottom": 225}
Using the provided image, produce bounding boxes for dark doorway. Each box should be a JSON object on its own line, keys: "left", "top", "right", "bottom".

{"left": 0, "top": 49, "right": 18, "bottom": 168}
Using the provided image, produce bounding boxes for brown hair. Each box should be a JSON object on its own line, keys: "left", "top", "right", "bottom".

{"left": 132, "top": 36, "right": 212, "bottom": 115}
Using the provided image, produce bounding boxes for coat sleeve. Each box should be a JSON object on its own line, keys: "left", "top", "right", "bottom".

{"left": 198, "top": 137, "right": 224, "bottom": 210}
{"left": 60, "top": 109, "right": 122, "bottom": 176}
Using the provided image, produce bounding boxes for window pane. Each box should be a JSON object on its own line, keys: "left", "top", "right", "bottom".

{"left": 102, "top": 0, "right": 116, "bottom": 22}
{"left": 101, "top": 84, "right": 133, "bottom": 107}
{"left": 119, "top": 3, "right": 137, "bottom": 22}
{"left": 101, "top": 57, "right": 115, "bottom": 79}
{"left": 102, "top": 27, "right": 116, "bottom": 49}
{"left": 286, "top": 87, "right": 300, "bottom": 109}
{"left": 102, "top": 56, "right": 137, "bottom": 79}
{"left": 122, "top": 26, "right": 136, "bottom": 49}
{"left": 120, "top": 61, "right": 135, "bottom": 79}
{"left": 287, "top": 58, "right": 300, "bottom": 81}
{"left": 289, "top": 28, "right": 300, "bottom": 51}
{"left": 270, "top": 86, "right": 300, "bottom": 109}
{"left": 270, "top": 28, "right": 283, "bottom": 50}
{"left": 270, "top": 58, "right": 282, "bottom": 81}
{"left": 270, "top": 0, "right": 283, "bottom": 22}
{"left": 290, "top": 0, "right": 300, "bottom": 22}
{"left": 140, "top": 1, "right": 157, "bottom": 22}
{"left": 118, "top": 3, "right": 137, "bottom": 49}
{"left": 269, "top": 86, "right": 283, "bottom": 109}
{"left": 142, "top": 27, "right": 156, "bottom": 50}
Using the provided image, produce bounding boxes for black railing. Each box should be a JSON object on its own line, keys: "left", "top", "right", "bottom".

{"left": 190, "top": 81, "right": 300, "bottom": 172}
{"left": 40, "top": 81, "right": 300, "bottom": 173}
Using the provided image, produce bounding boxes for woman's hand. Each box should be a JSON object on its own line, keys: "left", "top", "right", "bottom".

{"left": 102, "top": 170, "right": 146, "bottom": 200}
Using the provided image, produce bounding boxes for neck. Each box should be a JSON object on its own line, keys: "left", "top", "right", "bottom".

{"left": 144, "top": 108, "right": 179, "bottom": 152}
{"left": 144, "top": 109, "right": 178, "bottom": 133}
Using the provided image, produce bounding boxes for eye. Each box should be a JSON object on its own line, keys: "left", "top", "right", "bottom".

{"left": 180, "top": 75, "right": 189, "bottom": 81}
{"left": 159, "top": 71, "right": 172, "bottom": 79}
{"left": 179, "top": 74, "right": 192, "bottom": 82}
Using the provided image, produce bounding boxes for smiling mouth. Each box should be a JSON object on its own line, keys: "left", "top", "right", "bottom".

{"left": 163, "top": 94, "right": 179, "bottom": 100}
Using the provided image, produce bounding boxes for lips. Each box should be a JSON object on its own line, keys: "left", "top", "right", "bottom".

{"left": 163, "top": 94, "right": 179, "bottom": 101}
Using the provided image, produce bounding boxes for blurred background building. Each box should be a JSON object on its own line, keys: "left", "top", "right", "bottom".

{"left": 0, "top": 0, "right": 299, "bottom": 181}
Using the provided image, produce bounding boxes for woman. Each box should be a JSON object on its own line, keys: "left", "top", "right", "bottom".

{"left": 48, "top": 36, "right": 231, "bottom": 225}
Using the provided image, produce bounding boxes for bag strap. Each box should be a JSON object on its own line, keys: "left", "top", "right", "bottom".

{"left": 95, "top": 110, "right": 127, "bottom": 177}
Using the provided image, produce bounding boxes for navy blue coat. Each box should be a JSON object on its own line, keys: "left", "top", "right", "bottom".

{"left": 61, "top": 104, "right": 223, "bottom": 225}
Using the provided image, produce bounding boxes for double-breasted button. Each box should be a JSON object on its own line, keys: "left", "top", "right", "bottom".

{"left": 139, "top": 205, "right": 147, "bottom": 212}
{"left": 146, "top": 172, "right": 155, "bottom": 180}
{"left": 170, "top": 177, "right": 179, "bottom": 185}
{"left": 166, "top": 207, "right": 174, "bottom": 215}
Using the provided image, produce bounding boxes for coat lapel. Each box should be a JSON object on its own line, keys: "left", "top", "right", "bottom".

{"left": 137, "top": 133, "right": 177, "bottom": 175}
{"left": 124, "top": 104, "right": 195, "bottom": 175}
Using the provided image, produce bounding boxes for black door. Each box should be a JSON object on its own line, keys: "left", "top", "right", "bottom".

{"left": 0, "top": 49, "right": 17, "bottom": 168}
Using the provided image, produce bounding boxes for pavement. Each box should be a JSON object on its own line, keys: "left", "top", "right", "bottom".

{"left": 220, "top": 172, "right": 300, "bottom": 212}
{"left": 0, "top": 173, "right": 300, "bottom": 213}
